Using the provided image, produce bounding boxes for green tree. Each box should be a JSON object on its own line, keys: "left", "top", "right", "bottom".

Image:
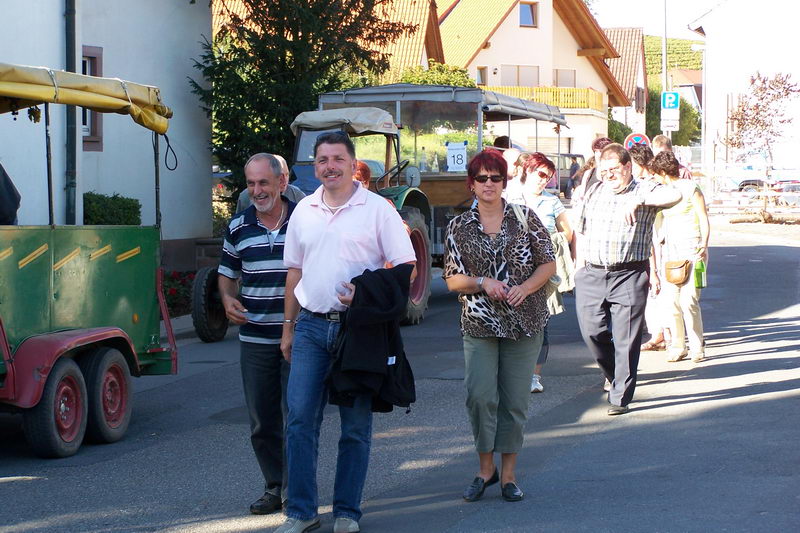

{"left": 607, "top": 110, "right": 632, "bottom": 144}
{"left": 400, "top": 60, "right": 476, "bottom": 87}
{"left": 189, "top": 0, "right": 416, "bottom": 194}
{"left": 645, "top": 87, "right": 700, "bottom": 145}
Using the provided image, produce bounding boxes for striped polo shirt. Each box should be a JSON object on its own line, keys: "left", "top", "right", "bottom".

{"left": 218, "top": 200, "right": 295, "bottom": 344}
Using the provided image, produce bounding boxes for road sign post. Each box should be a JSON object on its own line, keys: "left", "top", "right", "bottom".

{"left": 661, "top": 91, "right": 680, "bottom": 135}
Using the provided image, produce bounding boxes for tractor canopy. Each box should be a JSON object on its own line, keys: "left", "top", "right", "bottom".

{"left": 0, "top": 62, "right": 172, "bottom": 134}
{"left": 290, "top": 107, "right": 398, "bottom": 136}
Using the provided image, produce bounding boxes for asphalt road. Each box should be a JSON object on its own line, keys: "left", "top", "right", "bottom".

{"left": 1, "top": 217, "right": 798, "bottom": 532}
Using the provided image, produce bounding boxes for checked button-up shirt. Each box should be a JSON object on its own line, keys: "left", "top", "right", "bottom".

{"left": 577, "top": 179, "right": 663, "bottom": 267}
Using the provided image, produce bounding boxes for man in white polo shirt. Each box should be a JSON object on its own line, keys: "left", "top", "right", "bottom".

{"left": 277, "top": 131, "right": 415, "bottom": 533}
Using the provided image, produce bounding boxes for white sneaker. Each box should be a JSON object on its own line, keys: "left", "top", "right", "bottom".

{"left": 333, "top": 517, "right": 360, "bottom": 533}
{"left": 530, "top": 374, "right": 544, "bottom": 393}
{"left": 275, "top": 517, "right": 321, "bottom": 533}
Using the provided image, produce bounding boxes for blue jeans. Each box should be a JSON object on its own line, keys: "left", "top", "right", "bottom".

{"left": 285, "top": 310, "right": 373, "bottom": 521}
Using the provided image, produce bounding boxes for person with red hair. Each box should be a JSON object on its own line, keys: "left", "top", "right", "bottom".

{"left": 443, "top": 149, "right": 555, "bottom": 503}
{"left": 353, "top": 160, "right": 371, "bottom": 189}
{"left": 515, "top": 153, "right": 575, "bottom": 393}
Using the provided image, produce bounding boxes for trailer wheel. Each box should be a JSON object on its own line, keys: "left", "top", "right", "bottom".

{"left": 192, "top": 266, "right": 229, "bottom": 342}
{"left": 400, "top": 207, "right": 432, "bottom": 325}
{"left": 79, "top": 348, "right": 132, "bottom": 443}
{"left": 22, "top": 358, "right": 88, "bottom": 458}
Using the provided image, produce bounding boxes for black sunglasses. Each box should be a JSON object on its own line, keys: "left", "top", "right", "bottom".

{"left": 474, "top": 174, "right": 504, "bottom": 183}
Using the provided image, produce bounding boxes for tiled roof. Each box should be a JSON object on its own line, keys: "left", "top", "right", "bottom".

{"left": 212, "top": 0, "right": 247, "bottom": 35}
{"left": 670, "top": 69, "right": 702, "bottom": 86}
{"left": 440, "top": 0, "right": 518, "bottom": 69}
{"left": 376, "top": 0, "right": 445, "bottom": 81}
{"left": 605, "top": 27, "right": 646, "bottom": 101}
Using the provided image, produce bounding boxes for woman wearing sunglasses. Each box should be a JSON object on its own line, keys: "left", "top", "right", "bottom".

{"left": 443, "top": 149, "right": 555, "bottom": 503}
{"left": 515, "top": 152, "right": 575, "bottom": 393}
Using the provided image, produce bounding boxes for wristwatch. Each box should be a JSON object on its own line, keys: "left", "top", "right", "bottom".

{"left": 477, "top": 276, "right": 485, "bottom": 290}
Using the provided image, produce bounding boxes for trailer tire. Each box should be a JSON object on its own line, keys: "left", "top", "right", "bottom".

{"left": 192, "top": 266, "right": 229, "bottom": 343}
{"left": 400, "top": 207, "right": 432, "bottom": 325}
{"left": 22, "top": 358, "right": 88, "bottom": 458}
{"left": 79, "top": 348, "right": 132, "bottom": 444}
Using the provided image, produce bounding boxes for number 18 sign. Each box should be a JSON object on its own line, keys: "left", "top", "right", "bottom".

{"left": 446, "top": 141, "right": 468, "bottom": 172}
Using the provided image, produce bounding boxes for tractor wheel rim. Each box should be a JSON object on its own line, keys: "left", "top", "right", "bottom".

{"left": 102, "top": 364, "right": 127, "bottom": 428}
{"left": 408, "top": 228, "right": 428, "bottom": 304}
{"left": 54, "top": 375, "right": 81, "bottom": 442}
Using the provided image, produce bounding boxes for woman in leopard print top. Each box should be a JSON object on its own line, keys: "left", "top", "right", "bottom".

{"left": 443, "top": 149, "right": 555, "bottom": 503}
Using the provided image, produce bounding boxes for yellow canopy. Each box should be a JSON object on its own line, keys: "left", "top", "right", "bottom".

{"left": 0, "top": 62, "right": 172, "bottom": 134}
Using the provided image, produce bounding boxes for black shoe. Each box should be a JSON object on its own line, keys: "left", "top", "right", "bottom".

{"left": 462, "top": 468, "right": 499, "bottom": 502}
{"left": 250, "top": 491, "right": 282, "bottom": 515}
{"left": 607, "top": 405, "right": 630, "bottom": 416}
{"left": 501, "top": 482, "right": 524, "bottom": 502}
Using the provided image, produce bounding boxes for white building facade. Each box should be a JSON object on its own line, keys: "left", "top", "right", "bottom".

{"left": 0, "top": 0, "right": 212, "bottom": 269}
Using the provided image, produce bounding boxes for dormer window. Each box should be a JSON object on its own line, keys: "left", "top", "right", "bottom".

{"left": 520, "top": 2, "right": 538, "bottom": 28}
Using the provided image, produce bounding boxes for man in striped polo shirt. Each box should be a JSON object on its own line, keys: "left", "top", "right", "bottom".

{"left": 575, "top": 143, "right": 681, "bottom": 415}
{"left": 218, "top": 153, "right": 296, "bottom": 515}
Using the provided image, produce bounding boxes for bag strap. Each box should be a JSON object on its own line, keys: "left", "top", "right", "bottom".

{"left": 510, "top": 203, "right": 529, "bottom": 233}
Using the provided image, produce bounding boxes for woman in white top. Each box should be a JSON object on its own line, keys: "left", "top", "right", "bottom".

{"left": 516, "top": 152, "right": 575, "bottom": 393}
{"left": 650, "top": 151, "right": 710, "bottom": 363}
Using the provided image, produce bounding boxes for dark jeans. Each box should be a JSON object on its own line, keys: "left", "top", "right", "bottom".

{"left": 575, "top": 264, "right": 649, "bottom": 407}
{"left": 241, "top": 341, "right": 289, "bottom": 499}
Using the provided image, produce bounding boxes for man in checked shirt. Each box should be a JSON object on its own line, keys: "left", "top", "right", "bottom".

{"left": 574, "top": 143, "right": 682, "bottom": 415}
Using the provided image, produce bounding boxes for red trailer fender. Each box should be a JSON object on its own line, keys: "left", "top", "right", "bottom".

{"left": 2, "top": 327, "right": 138, "bottom": 409}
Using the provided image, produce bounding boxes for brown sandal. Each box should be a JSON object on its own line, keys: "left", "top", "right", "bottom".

{"left": 641, "top": 340, "right": 666, "bottom": 351}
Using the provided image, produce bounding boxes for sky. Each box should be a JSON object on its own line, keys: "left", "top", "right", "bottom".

{"left": 590, "top": 0, "right": 720, "bottom": 40}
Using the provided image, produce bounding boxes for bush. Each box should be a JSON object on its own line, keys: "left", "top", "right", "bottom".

{"left": 83, "top": 191, "right": 142, "bottom": 225}
{"left": 162, "top": 270, "right": 195, "bottom": 317}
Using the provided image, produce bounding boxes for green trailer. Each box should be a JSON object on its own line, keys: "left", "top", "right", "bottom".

{"left": 0, "top": 63, "right": 177, "bottom": 458}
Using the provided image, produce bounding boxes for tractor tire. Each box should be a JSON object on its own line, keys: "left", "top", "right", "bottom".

{"left": 192, "top": 266, "right": 229, "bottom": 343}
{"left": 400, "top": 207, "right": 432, "bottom": 325}
{"left": 22, "top": 357, "right": 88, "bottom": 458}
{"left": 79, "top": 347, "right": 132, "bottom": 444}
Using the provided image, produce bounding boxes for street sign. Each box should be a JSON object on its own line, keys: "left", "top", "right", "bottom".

{"left": 624, "top": 132, "right": 650, "bottom": 149}
{"left": 661, "top": 91, "right": 680, "bottom": 121}
{"left": 660, "top": 118, "right": 679, "bottom": 132}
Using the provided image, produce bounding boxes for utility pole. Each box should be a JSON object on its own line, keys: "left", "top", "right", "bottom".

{"left": 662, "top": 0, "right": 669, "bottom": 139}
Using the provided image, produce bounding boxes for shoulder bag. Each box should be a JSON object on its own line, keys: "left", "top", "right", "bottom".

{"left": 664, "top": 259, "right": 691, "bottom": 285}
{"left": 511, "top": 203, "right": 560, "bottom": 297}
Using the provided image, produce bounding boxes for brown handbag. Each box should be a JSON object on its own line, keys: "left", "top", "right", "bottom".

{"left": 664, "top": 260, "right": 691, "bottom": 285}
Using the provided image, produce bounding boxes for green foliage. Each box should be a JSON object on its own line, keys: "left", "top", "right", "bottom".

{"left": 189, "top": 0, "right": 417, "bottom": 194}
{"left": 83, "top": 192, "right": 141, "bottom": 225}
{"left": 163, "top": 270, "right": 195, "bottom": 318}
{"left": 644, "top": 36, "right": 703, "bottom": 75}
{"left": 400, "top": 61, "right": 476, "bottom": 87}
{"left": 644, "top": 88, "right": 700, "bottom": 146}
{"left": 608, "top": 110, "right": 632, "bottom": 144}
{"left": 674, "top": 98, "right": 701, "bottom": 146}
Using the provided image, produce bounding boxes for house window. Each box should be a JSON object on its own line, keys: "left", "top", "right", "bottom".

{"left": 476, "top": 67, "right": 488, "bottom": 86}
{"left": 553, "top": 69, "right": 576, "bottom": 88}
{"left": 501, "top": 65, "right": 539, "bottom": 87}
{"left": 520, "top": 2, "right": 538, "bottom": 27}
{"left": 82, "top": 45, "right": 103, "bottom": 152}
{"left": 635, "top": 87, "right": 646, "bottom": 113}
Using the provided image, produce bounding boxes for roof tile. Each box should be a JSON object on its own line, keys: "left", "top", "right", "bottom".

{"left": 604, "top": 27, "right": 646, "bottom": 101}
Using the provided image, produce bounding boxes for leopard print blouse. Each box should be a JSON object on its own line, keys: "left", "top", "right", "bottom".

{"left": 443, "top": 202, "right": 555, "bottom": 340}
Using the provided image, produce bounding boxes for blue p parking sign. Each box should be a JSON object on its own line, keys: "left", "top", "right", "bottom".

{"left": 661, "top": 91, "right": 680, "bottom": 110}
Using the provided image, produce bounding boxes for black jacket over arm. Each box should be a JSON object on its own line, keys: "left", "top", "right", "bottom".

{"left": 328, "top": 263, "right": 416, "bottom": 413}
